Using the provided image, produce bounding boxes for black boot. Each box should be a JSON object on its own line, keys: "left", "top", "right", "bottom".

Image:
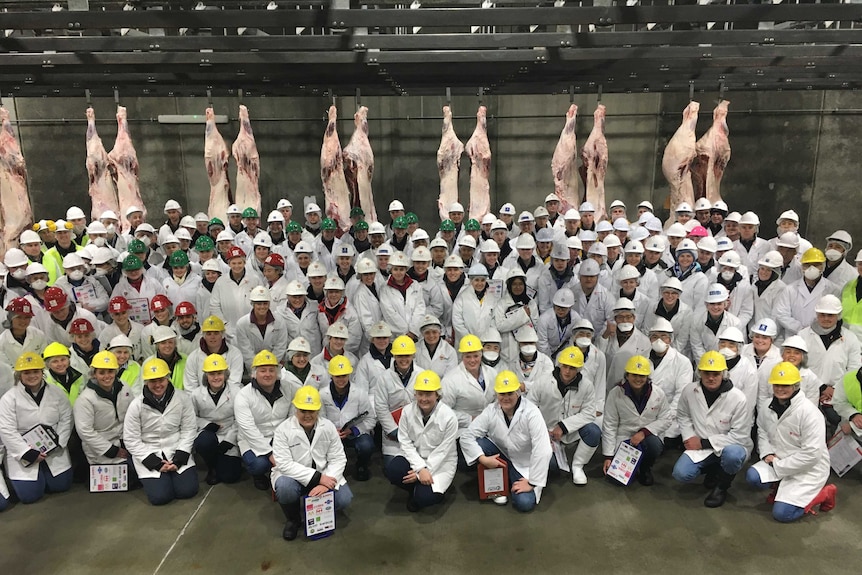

{"left": 205, "top": 468, "right": 220, "bottom": 486}
{"left": 355, "top": 462, "right": 371, "bottom": 482}
{"left": 280, "top": 503, "right": 301, "bottom": 541}
{"left": 702, "top": 462, "right": 720, "bottom": 490}
{"left": 253, "top": 474, "right": 270, "bottom": 491}
{"left": 637, "top": 466, "right": 654, "bottom": 486}
{"left": 704, "top": 470, "right": 735, "bottom": 508}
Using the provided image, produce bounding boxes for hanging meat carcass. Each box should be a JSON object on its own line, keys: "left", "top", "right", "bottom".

{"left": 690, "top": 100, "right": 731, "bottom": 204}
{"left": 321, "top": 105, "right": 352, "bottom": 232}
{"left": 437, "top": 105, "right": 465, "bottom": 221}
{"left": 342, "top": 106, "right": 377, "bottom": 223}
{"left": 579, "top": 104, "right": 608, "bottom": 221}
{"left": 550, "top": 103, "right": 580, "bottom": 213}
{"left": 0, "top": 106, "right": 33, "bottom": 258}
{"left": 662, "top": 101, "right": 700, "bottom": 213}
{"left": 205, "top": 107, "right": 232, "bottom": 222}
{"left": 108, "top": 106, "right": 145, "bottom": 233}
{"left": 465, "top": 105, "right": 491, "bottom": 221}
{"left": 85, "top": 107, "right": 120, "bottom": 221}
{"left": 232, "top": 104, "right": 261, "bottom": 214}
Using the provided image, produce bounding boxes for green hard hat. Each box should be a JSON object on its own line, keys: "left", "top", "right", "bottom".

{"left": 169, "top": 251, "right": 190, "bottom": 268}
{"left": 464, "top": 218, "right": 481, "bottom": 231}
{"left": 405, "top": 212, "right": 418, "bottom": 225}
{"left": 440, "top": 219, "right": 456, "bottom": 232}
{"left": 122, "top": 255, "right": 143, "bottom": 271}
{"left": 286, "top": 221, "right": 302, "bottom": 233}
{"left": 394, "top": 216, "right": 409, "bottom": 229}
{"left": 127, "top": 239, "right": 146, "bottom": 254}
{"left": 354, "top": 220, "right": 369, "bottom": 231}
{"left": 321, "top": 218, "right": 337, "bottom": 231}
{"left": 194, "top": 235, "right": 215, "bottom": 252}
{"left": 208, "top": 217, "right": 224, "bottom": 229}
{"left": 242, "top": 207, "right": 258, "bottom": 219}
{"left": 350, "top": 207, "right": 365, "bottom": 217}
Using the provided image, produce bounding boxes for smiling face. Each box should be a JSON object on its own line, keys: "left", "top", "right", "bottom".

{"left": 422, "top": 327, "right": 441, "bottom": 346}
{"left": 291, "top": 352, "right": 309, "bottom": 370}
{"left": 156, "top": 338, "right": 176, "bottom": 357}
{"left": 463, "top": 350, "right": 482, "bottom": 372}
{"left": 772, "top": 383, "right": 797, "bottom": 401}
{"left": 111, "top": 347, "right": 131, "bottom": 365}
{"left": 394, "top": 354, "right": 414, "bottom": 371}
{"left": 781, "top": 346, "right": 804, "bottom": 367}
{"left": 332, "top": 374, "right": 350, "bottom": 392}
{"left": 496, "top": 390, "right": 519, "bottom": 411}
{"left": 415, "top": 389, "right": 439, "bottom": 414}
{"left": 816, "top": 312, "right": 838, "bottom": 331}
{"left": 94, "top": 368, "right": 117, "bottom": 390}
{"left": 48, "top": 356, "right": 70, "bottom": 374}
{"left": 146, "top": 375, "right": 169, "bottom": 398}
{"left": 296, "top": 408, "right": 319, "bottom": 431}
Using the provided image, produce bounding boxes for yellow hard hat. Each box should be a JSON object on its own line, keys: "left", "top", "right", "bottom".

{"left": 292, "top": 385, "right": 322, "bottom": 411}
{"left": 328, "top": 355, "right": 354, "bottom": 376}
{"left": 494, "top": 370, "right": 521, "bottom": 393}
{"left": 800, "top": 248, "right": 826, "bottom": 265}
{"left": 91, "top": 350, "right": 119, "bottom": 370}
{"left": 458, "top": 334, "right": 483, "bottom": 353}
{"left": 202, "top": 353, "right": 229, "bottom": 373}
{"left": 414, "top": 370, "right": 442, "bottom": 392}
{"left": 768, "top": 362, "right": 801, "bottom": 386}
{"left": 391, "top": 335, "right": 417, "bottom": 356}
{"left": 252, "top": 350, "right": 279, "bottom": 367}
{"left": 201, "top": 315, "right": 226, "bottom": 332}
{"left": 142, "top": 358, "right": 171, "bottom": 380}
{"left": 698, "top": 350, "right": 727, "bottom": 372}
{"left": 557, "top": 346, "right": 585, "bottom": 368}
{"left": 15, "top": 352, "right": 45, "bottom": 371}
{"left": 624, "top": 355, "right": 651, "bottom": 376}
{"left": 43, "top": 342, "right": 71, "bottom": 359}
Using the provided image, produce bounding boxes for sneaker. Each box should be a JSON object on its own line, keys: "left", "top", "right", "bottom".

{"left": 492, "top": 495, "right": 508, "bottom": 506}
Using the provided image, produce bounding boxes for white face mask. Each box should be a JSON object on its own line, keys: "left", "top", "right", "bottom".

{"left": 483, "top": 351, "right": 499, "bottom": 362}
{"left": 617, "top": 322, "right": 634, "bottom": 333}
{"left": 719, "top": 347, "right": 738, "bottom": 360}
{"left": 139, "top": 236, "right": 152, "bottom": 248}
{"left": 92, "top": 237, "right": 106, "bottom": 247}
{"left": 825, "top": 249, "right": 843, "bottom": 262}
{"left": 720, "top": 270, "right": 736, "bottom": 281}
{"left": 11, "top": 269, "right": 26, "bottom": 280}
{"left": 106, "top": 224, "right": 116, "bottom": 237}
{"left": 804, "top": 266, "right": 822, "bottom": 281}
{"left": 520, "top": 344, "right": 537, "bottom": 356}
{"left": 30, "top": 279, "right": 47, "bottom": 291}
{"left": 651, "top": 339, "right": 669, "bottom": 354}
{"left": 68, "top": 270, "right": 85, "bottom": 281}
{"left": 575, "top": 337, "right": 592, "bottom": 348}
{"left": 93, "top": 268, "right": 109, "bottom": 277}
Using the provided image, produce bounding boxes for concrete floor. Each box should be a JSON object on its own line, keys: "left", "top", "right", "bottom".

{"left": 1, "top": 453, "right": 859, "bottom": 575}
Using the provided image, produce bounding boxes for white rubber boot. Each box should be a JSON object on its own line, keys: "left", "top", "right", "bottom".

{"left": 571, "top": 440, "right": 598, "bottom": 485}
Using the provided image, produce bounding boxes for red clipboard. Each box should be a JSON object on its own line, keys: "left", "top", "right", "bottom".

{"left": 478, "top": 462, "right": 509, "bottom": 499}
{"left": 390, "top": 407, "right": 403, "bottom": 425}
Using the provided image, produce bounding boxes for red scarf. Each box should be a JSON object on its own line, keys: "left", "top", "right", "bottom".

{"left": 386, "top": 274, "right": 414, "bottom": 298}
{"left": 319, "top": 297, "right": 348, "bottom": 326}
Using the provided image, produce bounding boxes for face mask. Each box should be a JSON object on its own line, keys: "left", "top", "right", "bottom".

{"left": 804, "top": 266, "right": 822, "bottom": 281}
{"left": 93, "top": 268, "right": 109, "bottom": 277}
{"left": 106, "top": 224, "right": 116, "bottom": 237}
{"left": 11, "top": 269, "right": 26, "bottom": 280}
{"left": 68, "top": 270, "right": 85, "bottom": 281}
{"left": 74, "top": 225, "right": 86, "bottom": 235}
{"left": 483, "top": 351, "right": 499, "bottom": 362}
{"left": 30, "top": 279, "right": 47, "bottom": 291}
{"left": 720, "top": 270, "right": 736, "bottom": 281}
{"left": 651, "top": 339, "right": 669, "bottom": 354}
{"left": 92, "top": 237, "right": 106, "bottom": 247}
{"left": 718, "top": 347, "right": 738, "bottom": 360}
{"left": 825, "top": 249, "right": 843, "bottom": 262}
{"left": 139, "top": 236, "right": 152, "bottom": 248}
{"left": 520, "top": 345, "right": 537, "bottom": 356}
{"left": 617, "top": 322, "right": 634, "bottom": 333}
{"left": 575, "top": 337, "right": 592, "bottom": 348}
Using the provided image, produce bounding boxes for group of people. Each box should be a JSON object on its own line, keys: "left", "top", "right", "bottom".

{"left": 0, "top": 194, "right": 860, "bottom": 539}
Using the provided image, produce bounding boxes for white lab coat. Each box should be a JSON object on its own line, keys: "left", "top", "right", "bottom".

{"left": 572, "top": 283, "right": 615, "bottom": 342}
{"left": 319, "top": 383, "right": 376, "bottom": 435}
{"left": 73, "top": 382, "right": 134, "bottom": 464}
{"left": 733, "top": 237, "right": 769, "bottom": 272}
{"left": 190, "top": 383, "right": 242, "bottom": 457}
{"left": 234, "top": 382, "right": 293, "bottom": 456}
{"left": 0, "top": 383, "right": 73, "bottom": 481}
{"left": 162, "top": 272, "right": 203, "bottom": 310}
{"left": 379, "top": 280, "right": 427, "bottom": 337}
{"left": 774, "top": 277, "right": 841, "bottom": 336}
{"left": 797, "top": 325, "right": 862, "bottom": 388}
{"left": 352, "top": 283, "right": 383, "bottom": 352}
{"left": 183, "top": 344, "right": 244, "bottom": 391}
{"left": 0, "top": 327, "right": 47, "bottom": 367}
{"left": 824, "top": 260, "right": 856, "bottom": 291}
{"left": 111, "top": 275, "right": 166, "bottom": 325}
{"left": 36, "top": 306, "right": 104, "bottom": 349}
{"left": 727, "top": 356, "right": 759, "bottom": 416}
{"left": 271, "top": 415, "right": 347, "bottom": 490}
{"left": 54, "top": 275, "right": 110, "bottom": 315}
{"left": 535, "top": 309, "right": 581, "bottom": 359}
{"left": 461, "top": 398, "right": 553, "bottom": 503}
{"left": 724, "top": 278, "right": 755, "bottom": 328}
{"left": 415, "top": 339, "right": 458, "bottom": 379}
{"left": 123, "top": 388, "right": 197, "bottom": 480}
{"left": 451, "top": 287, "right": 497, "bottom": 346}
{"left": 235, "top": 313, "right": 290, "bottom": 370}
{"left": 374, "top": 365, "right": 421, "bottom": 456}
{"left": 397, "top": 401, "right": 459, "bottom": 494}
{"left": 98, "top": 320, "right": 146, "bottom": 362}
{"left": 601, "top": 383, "right": 672, "bottom": 457}
{"left": 751, "top": 278, "right": 787, "bottom": 343}
{"left": 663, "top": 268, "right": 708, "bottom": 313}
{"left": 354, "top": 351, "right": 390, "bottom": 397}
{"left": 441, "top": 363, "right": 498, "bottom": 434}
{"left": 316, "top": 301, "right": 364, "bottom": 356}
{"left": 643, "top": 301, "right": 694, "bottom": 358}
{"left": 413, "top": 276, "right": 448, "bottom": 326}
{"left": 280, "top": 300, "right": 323, "bottom": 357}
{"left": 650, "top": 348, "right": 694, "bottom": 438}
{"left": 757, "top": 365, "right": 822, "bottom": 412}
{"left": 677, "top": 381, "right": 753, "bottom": 458}
{"left": 495, "top": 293, "right": 539, "bottom": 367}
{"left": 196, "top": 283, "right": 216, "bottom": 320}
{"left": 529, "top": 372, "right": 597, "bottom": 444}
{"left": 756, "top": 393, "right": 830, "bottom": 508}
{"left": 598, "top": 329, "right": 652, "bottom": 391}
{"left": 689, "top": 310, "right": 743, "bottom": 362}
{"left": 208, "top": 272, "right": 259, "bottom": 335}
{"left": 514, "top": 351, "right": 556, "bottom": 396}
{"left": 307, "top": 350, "right": 359, "bottom": 390}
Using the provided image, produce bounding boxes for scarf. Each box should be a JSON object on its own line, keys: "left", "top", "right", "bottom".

{"left": 705, "top": 312, "right": 724, "bottom": 335}
{"left": 754, "top": 272, "right": 778, "bottom": 296}
{"left": 386, "top": 274, "right": 414, "bottom": 299}
{"left": 251, "top": 378, "right": 283, "bottom": 406}
{"left": 507, "top": 281, "right": 531, "bottom": 306}
{"left": 444, "top": 275, "right": 465, "bottom": 302}
{"left": 370, "top": 344, "right": 392, "bottom": 369}
{"left": 200, "top": 337, "right": 229, "bottom": 355}
{"left": 390, "top": 234, "right": 408, "bottom": 252}
{"left": 319, "top": 296, "right": 348, "bottom": 326}
{"left": 718, "top": 271, "right": 742, "bottom": 293}
{"left": 201, "top": 276, "right": 217, "bottom": 292}
{"left": 549, "top": 265, "right": 574, "bottom": 289}
{"left": 699, "top": 258, "right": 715, "bottom": 273}
{"left": 286, "top": 361, "right": 311, "bottom": 383}
{"left": 517, "top": 256, "right": 536, "bottom": 273}
{"left": 143, "top": 383, "right": 175, "bottom": 413}
{"left": 407, "top": 267, "right": 428, "bottom": 282}
{"left": 353, "top": 237, "right": 371, "bottom": 253}
{"left": 157, "top": 350, "right": 182, "bottom": 375}
{"left": 811, "top": 319, "right": 843, "bottom": 350}
{"left": 50, "top": 367, "right": 81, "bottom": 392}
{"left": 622, "top": 379, "right": 653, "bottom": 414}
{"left": 701, "top": 378, "right": 733, "bottom": 408}
{"left": 739, "top": 237, "right": 756, "bottom": 252}
{"left": 127, "top": 275, "right": 144, "bottom": 292}
{"left": 73, "top": 340, "right": 100, "bottom": 367}
{"left": 670, "top": 261, "right": 701, "bottom": 282}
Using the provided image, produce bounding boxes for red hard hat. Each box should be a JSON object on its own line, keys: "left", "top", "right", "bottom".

{"left": 227, "top": 246, "right": 246, "bottom": 260}
{"left": 150, "top": 294, "right": 172, "bottom": 312}
{"left": 69, "top": 317, "right": 95, "bottom": 335}
{"left": 109, "top": 296, "right": 132, "bottom": 313}
{"left": 174, "top": 301, "right": 197, "bottom": 316}
{"left": 5, "top": 297, "right": 34, "bottom": 317}
{"left": 44, "top": 287, "right": 68, "bottom": 312}
{"left": 264, "top": 253, "right": 285, "bottom": 268}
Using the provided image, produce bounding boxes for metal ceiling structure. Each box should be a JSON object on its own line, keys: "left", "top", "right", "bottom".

{"left": 1, "top": 1, "right": 862, "bottom": 97}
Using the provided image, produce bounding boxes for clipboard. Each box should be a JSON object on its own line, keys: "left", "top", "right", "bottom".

{"left": 390, "top": 407, "right": 403, "bottom": 426}
{"left": 828, "top": 431, "right": 862, "bottom": 477}
{"left": 127, "top": 297, "right": 151, "bottom": 324}
{"left": 607, "top": 441, "right": 642, "bottom": 486}
{"left": 304, "top": 491, "right": 336, "bottom": 539}
{"left": 478, "top": 462, "right": 509, "bottom": 499}
{"left": 340, "top": 411, "right": 369, "bottom": 432}
{"left": 89, "top": 463, "right": 130, "bottom": 492}
{"left": 72, "top": 283, "right": 98, "bottom": 306}
{"left": 750, "top": 460, "right": 779, "bottom": 483}
{"left": 21, "top": 424, "right": 59, "bottom": 462}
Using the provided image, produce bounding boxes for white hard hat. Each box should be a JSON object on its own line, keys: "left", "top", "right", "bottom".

{"left": 499, "top": 203, "right": 516, "bottom": 216}
{"left": 356, "top": 258, "right": 378, "bottom": 274}
{"left": 782, "top": 335, "right": 809, "bottom": 353}
{"left": 826, "top": 230, "right": 853, "bottom": 250}
{"left": 62, "top": 253, "right": 85, "bottom": 269}
{"left": 304, "top": 203, "right": 321, "bottom": 215}
{"left": 276, "top": 198, "right": 293, "bottom": 210}
{"left": 5, "top": 248, "right": 28, "bottom": 267}
{"left": 66, "top": 206, "right": 86, "bottom": 220}
{"left": 718, "top": 326, "right": 745, "bottom": 344}
{"left": 578, "top": 230, "right": 597, "bottom": 242}
{"left": 624, "top": 241, "right": 644, "bottom": 254}
{"left": 194, "top": 212, "right": 210, "bottom": 223}
{"left": 666, "top": 223, "right": 687, "bottom": 238}
{"left": 100, "top": 210, "right": 119, "bottom": 221}
{"left": 613, "top": 297, "right": 636, "bottom": 311}
{"left": 637, "top": 200, "right": 654, "bottom": 211}
{"left": 588, "top": 242, "right": 608, "bottom": 257}
{"left": 552, "top": 288, "right": 575, "bottom": 308}
{"left": 578, "top": 201, "right": 595, "bottom": 213}
{"left": 649, "top": 317, "right": 674, "bottom": 334}
{"left": 712, "top": 200, "right": 729, "bottom": 212}
{"left": 253, "top": 233, "right": 273, "bottom": 248}
{"left": 533, "top": 206, "right": 549, "bottom": 218}
{"left": 814, "top": 294, "right": 842, "bottom": 315}
{"left": 630, "top": 227, "right": 648, "bottom": 242}
{"left": 19, "top": 230, "right": 41, "bottom": 245}
{"left": 288, "top": 337, "right": 311, "bottom": 354}
{"left": 757, "top": 250, "right": 783, "bottom": 269}
{"left": 324, "top": 276, "right": 346, "bottom": 291}
{"left": 267, "top": 210, "right": 285, "bottom": 224}
{"left": 285, "top": 280, "right": 306, "bottom": 296}
{"left": 776, "top": 232, "right": 800, "bottom": 249}
{"left": 161, "top": 234, "right": 180, "bottom": 246}
{"left": 602, "top": 235, "right": 622, "bottom": 249}
{"left": 388, "top": 200, "right": 405, "bottom": 212}
{"left": 26, "top": 262, "right": 47, "bottom": 276}
{"left": 376, "top": 245, "right": 392, "bottom": 257}
{"left": 715, "top": 237, "right": 734, "bottom": 252}
{"left": 609, "top": 199, "right": 626, "bottom": 210}
{"left": 135, "top": 223, "right": 156, "bottom": 235}
{"left": 596, "top": 221, "right": 614, "bottom": 234}
{"left": 91, "top": 247, "right": 115, "bottom": 265}
{"left": 448, "top": 202, "right": 465, "bottom": 213}
{"left": 87, "top": 221, "right": 107, "bottom": 235}
{"left": 676, "top": 239, "right": 698, "bottom": 253}
{"left": 411, "top": 228, "right": 430, "bottom": 242}
{"left": 724, "top": 211, "right": 742, "bottom": 223}
{"left": 718, "top": 251, "right": 741, "bottom": 269}
{"left": 515, "top": 326, "right": 539, "bottom": 343}
{"left": 566, "top": 236, "right": 583, "bottom": 250}
{"left": 444, "top": 255, "right": 465, "bottom": 269}
{"left": 458, "top": 235, "right": 477, "bottom": 249}
{"left": 645, "top": 217, "right": 664, "bottom": 233}
{"left": 776, "top": 210, "right": 800, "bottom": 225}
{"left": 750, "top": 318, "right": 778, "bottom": 338}
{"left": 697, "top": 236, "right": 718, "bottom": 254}
{"left": 482, "top": 327, "right": 503, "bottom": 344}
{"left": 856, "top": 249, "right": 862, "bottom": 263}
{"left": 201, "top": 259, "right": 222, "bottom": 273}
{"left": 694, "top": 198, "right": 712, "bottom": 211}
{"left": 534, "top": 228, "right": 553, "bottom": 244}
{"left": 517, "top": 211, "right": 535, "bottom": 223}
{"left": 481, "top": 214, "right": 497, "bottom": 226}
{"left": 163, "top": 199, "right": 182, "bottom": 213}
{"left": 675, "top": 202, "right": 693, "bottom": 213}
{"left": 368, "top": 222, "right": 386, "bottom": 235}
{"left": 389, "top": 251, "right": 410, "bottom": 268}
{"left": 612, "top": 218, "right": 630, "bottom": 232}
{"left": 151, "top": 325, "right": 178, "bottom": 344}
{"left": 705, "top": 283, "right": 729, "bottom": 303}
{"left": 579, "top": 259, "right": 600, "bottom": 276}
{"left": 515, "top": 234, "right": 536, "bottom": 250}
{"left": 616, "top": 264, "right": 640, "bottom": 282}
{"left": 411, "top": 246, "right": 432, "bottom": 261}
{"left": 108, "top": 334, "right": 134, "bottom": 350}
{"left": 645, "top": 237, "right": 665, "bottom": 253}
{"left": 179, "top": 216, "right": 196, "bottom": 229}
{"left": 368, "top": 321, "right": 392, "bottom": 338}
{"left": 174, "top": 229, "right": 191, "bottom": 243}
{"left": 326, "top": 322, "right": 349, "bottom": 338}
{"left": 468, "top": 264, "right": 489, "bottom": 278}
{"left": 420, "top": 314, "right": 442, "bottom": 330}
{"left": 293, "top": 241, "right": 313, "bottom": 254}
{"left": 335, "top": 244, "right": 356, "bottom": 258}
{"left": 551, "top": 244, "right": 569, "bottom": 260}
{"left": 683, "top": 219, "right": 699, "bottom": 233}
{"left": 490, "top": 219, "right": 508, "bottom": 231}
{"left": 739, "top": 211, "right": 760, "bottom": 226}
{"left": 125, "top": 205, "right": 143, "bottom": 217}
{"left": 564, "top": 209, "right": 581, "bottom": 221}
{"left": 481, "top": 239, "right": 500, "bottom": 254}
{"left": 250, "top": 286, "right": 271, "bottom": 302}
{"left": 306, "top": 261, "right": 328, "bottom": 278}
{"left": 545, "top": 193, "right": 561, "bottom": 203}
{"left": 662, "top": 277, "right": 683, "bottom": 292}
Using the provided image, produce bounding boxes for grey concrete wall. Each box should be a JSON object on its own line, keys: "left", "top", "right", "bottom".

{"left": 4, "top": 91, "right": 860, "bottom": 248}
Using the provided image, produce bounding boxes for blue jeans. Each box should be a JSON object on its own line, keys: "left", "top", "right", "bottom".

{"left": 274, "top": 476, "right": 353, "bottom": 510}
{"left": 343, "top": 433, "right": 374, "bottom": 467}
{"left": 576, "top": 423, "right": 602, "bottom": 447}
{"left": 11, "top": 462, "right": 73, "bottom": 504}
{"left": 477, "top": 437, "right": 537, "bottom": 513}
{"left": 140, "top": 468, "right": 199, "bottom": 506}
{"left": 384, "top": 455, "right": 446, "bottom": 509}
{"left": 194, "top": 430, "right": 242, "bottom": 483}
{"left": 242, "top": 450, "right": 273, "bottom": 477}
{"left": 745, "top": 467, "right": 805, "bottom": 523}
{"left": 672, "top": 444, "right": 747, "bottom": 483}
